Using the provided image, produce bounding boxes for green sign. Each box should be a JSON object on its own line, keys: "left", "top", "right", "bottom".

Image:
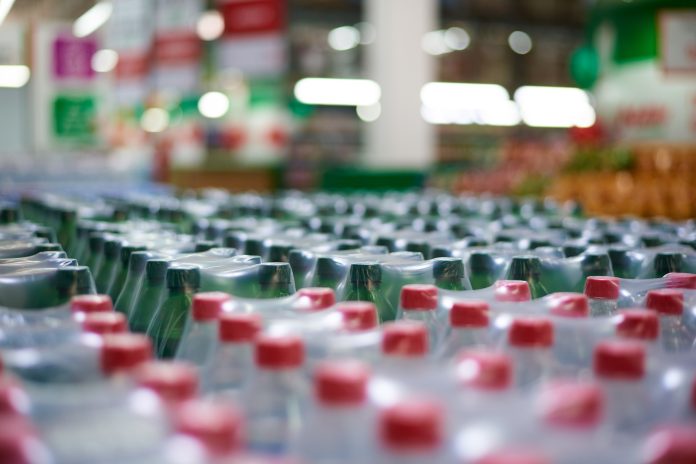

{"left": 52, "top": 95, "right": 96, "bottom": 143}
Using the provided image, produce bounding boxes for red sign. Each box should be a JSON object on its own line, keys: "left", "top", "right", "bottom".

{"left": 219, "top": 0, "right": 285, "bottom": 37}
{"left": 153, "top": 31, "right": 202, "bottom": 65}
{"left": 115, "top": 52, "right": 150, "bottom": 79}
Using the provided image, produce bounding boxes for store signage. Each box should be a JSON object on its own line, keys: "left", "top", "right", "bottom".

{"left": 52, "top": 94, "right": 96, "bottom": 141}
{"left": 52, "top": 36, "right": 97, "bottom": 80}
{"left": 220, "top": 0, "right": 285, "bottom": 37}
{"left": 660, "top": 11, "right": 696, "bottom": 73}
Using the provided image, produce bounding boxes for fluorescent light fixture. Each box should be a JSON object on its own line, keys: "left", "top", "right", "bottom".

{"left": 197, "top": 10, "right": 225, "bottom": 41}
{"left": 294, "top": 78, "right": 381, "bottom": 106}
{"left": 0, "top": 65, "right": 30, "bottom": 88}
{"left": 444, "top": 27, "right": 470, "bottom": 51}
{"left": 91, "top": 49, "right": 118, "bottom": 73}
{"left": 140, "top": 108, "right": 169, "bottom": 133}
{"left": 328, "top": 26, "right": 360, "bottom": 51}
{"left": 0, "top": 0, "right": 17, "bottom": 26}
{"left": 421, "top": 82, "right": 510, "bottom": 109}
{"left": 514, "top": 85, "right": 596, "bottom": 128}
{"left": 198, "top": 91, "right": 230, "bottom": 118}
{"left": 478, "top": 100, "right": 521, "bottom": 126}
{"left": 356, "top": 102, "right": 381, "bottom": 122}
{"left": 73, "top": 1, "right": 113, "bottom": 38}
{"left": 422, "top": 30, "right": 448, "bottom": 56}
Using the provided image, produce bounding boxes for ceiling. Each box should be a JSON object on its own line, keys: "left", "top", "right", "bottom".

{"left": 7, "top": 0, "right": 94, "bottom": 22}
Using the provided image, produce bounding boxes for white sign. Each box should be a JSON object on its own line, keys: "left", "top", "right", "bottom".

{"left": 660, "top": 11, "right": 696, "bottom": 73}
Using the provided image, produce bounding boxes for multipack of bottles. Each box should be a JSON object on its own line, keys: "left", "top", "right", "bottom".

{"left": 0, "top": 191, "right": 695, "bottom": 463}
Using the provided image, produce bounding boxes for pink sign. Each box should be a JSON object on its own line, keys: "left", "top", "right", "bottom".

{"left": 53, "top": 36, "right": 97, "bottom": 79}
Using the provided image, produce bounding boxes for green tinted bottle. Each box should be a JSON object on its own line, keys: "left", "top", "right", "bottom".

{"left": 129, "top": 259, "right": 170, "bottom": 333}
{"left": 115, "top": 251, "right": 154, "bottom": 318}
{"left": 84, "top": 233, "right": 105, "bottom": 277}
{"left": 467, "top": 252, "right": 499, "bottom": 290}
{"left": 311, "top": 257, "right": 347, "bottom": 290}
{"left": 109, "top": 245, "right": 147, "bottom": 302}
{"left": 95, "top": 238, "right": 123, "bottom": 294}
{"left": 506, "top": 255, "right": 548, "bottom": 298}
{"left": 433, "top": 257, "right": 469, "bottom": 291}
{"left": 147, "top": 265, "right": 200, "bottom": 359}
{"left": 256, "top": 262, "right": 295, "bottom": 298}
{"left": 345, "top": 262, "right": 393, "bottom": 322}
{"left": 288, "top": 250, "right": 315, "bottom": 289}
{"left": 55, "top": 266, "right": 96, "bottom": 306}
{"left": 653, "top": 252, "right": 684, "bottom": 278}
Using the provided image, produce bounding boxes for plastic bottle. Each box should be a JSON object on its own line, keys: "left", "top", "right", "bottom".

{"left": 615, "top": 309, "right": 660, "bottom": 350}
{"left": 378, "top": 398, "right": 445, "bottom": 464}
{"left": 109, "top": 245, "right": 147, "bottom": 302}
{"left": 206, "top": 312, "right": 262, "bottom": 397}
{"left": 84, "top": 233, "right": 105, "bottom": 277}
{"left": 172, "top": 400, "right": 245, "bottom": 459}
{"left": 71, "top": 294, "right": 114, "bottom": 317}
{"left": 148, "top": 265, "right": 201, "bottom": 359}
{"left": 288, "top": 249, "right": 315, "bottom": 289}
{"left": 295, "top": 361, "right": 372, "bottom": 463}
{"left": 432, "top": 257, "right": 468, "bottom": 291}
{"left": 134, "top": 361, "right": 199, "bottom": 406}
{"left": 643, "top": 425, "right": 696, "bottom": 464}
{"left": 244, "top": 334, "right": 308, "bottom": 454}
{"left": 506, "top": 318, "right": 554, "bottom": 389}
{"left": 506, "top": 256, "right": 548, "bottom": 299}
{"left": 94, "top": 238, "right": 123, "bottom": 294}
{"left": 645, "top": 289, "right": 694, "bottom": 352}
{"left": 439, "top": 301, "right": 490, "bottom": 359}
{"left": 176, "top": 292, "right": 231, "bottom": 367}
{"left": 399, "top": 284, "right": 443, "bottom": 351}
{"left": 494, "top": 280, "right": 532, "bottom": 303}
{"left": 296, "top": 287, "right": 336, "bottom": 312}
{"left": 345, "top": 262, "right": 394, "bottom": 322}
{"left": 467, "top": 253, "right": 498, "bottom": 290}
{"left": 380, "top": 321, "right": 429, "bottom": 377}
{"left": 311, "top": 257, "right": 348, "bottom": 291}
{"left": 54, "top": 266, "right": 96, "bottom": 305}
{"left": 337, "top": 301, "right": 379, "bottom": 332}
{"left": 81, "top": 312, "right": 128, "bottom": 335}
{"left": 129, "top": 259, "right": 170, "bottom": 333}
{"left": 114, "top": 251, "right": 155, "bottom": 318}
{"left": 256, "top": 263, "right": 295, "bottom": 299}
{"left": 593, "top": 340, "right": 649, "bottom": 434}
{"left": 475, "top": 448, "right": 551, "bottom": 464}
{"left": 584, "top": 276, "right": 620, "bottom": 317}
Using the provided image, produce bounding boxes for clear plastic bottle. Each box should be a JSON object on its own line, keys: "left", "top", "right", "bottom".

{"left": 172, "top": 400, "right": 245, "bottom": 460}
{"left": 645, "top": 289, "right": 694, "bottom": 352}
{"left": 584, "top": 276, "right": 620, "bottom": 317}
{"left": 643, "top": 425, "right": 696, "bottom": 464}
{"left": 175, "top": 292, "right": 230, "bottom": 368}
{"left": 70, "top": 294, "right": 114, "bottom": 319}
{"left": 244, "top": 334, "right": 308, "bottom": 454}
{"left": 114, "top": 251, "right": 155, "bottom": 319}
{"left": 475, "top": 448, "right": 551, "bottom": 464}
{"left": 399, "top": 284, "right": 443, "bottom": 351}
{"left": 134, "top": 361, "right": 199, "bottom": 407}
{"left": 494, "top": 280, "right": 532, "bottom": 303}
{"left": 81, "top": 312, "right": 128, "bottom": 335}
{"left": 378, "top": 398, "right": 446, "bottom": 464}
{"left": 206, "top": 312, "right": 262, "bottom": 397}
{"left": 337, "top": 301, "right": 379, "bottom": 332}
{"left": 506, "top": 317, "right": 554, "bottom": 389}
{"left": 439, "top": 300, "right": 490, "bottom": 359}
{"left": 296, "top": 287, "right": 336, "bottom": 312}
{"left": 295, "top": 361, "right": 373, "bottom": 464}
{"left": 593, "top": 340, "right": 649, "bottom": 435}
{"left": 148, "top": 265, "right": 201, "bottom": 359}
{"left": 615, "top": 309, "right": 660, "bottom": 349}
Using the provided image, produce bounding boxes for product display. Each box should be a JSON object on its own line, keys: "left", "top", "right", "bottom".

{"left": 0, "top": 190, "right": 694, "bottom": 464}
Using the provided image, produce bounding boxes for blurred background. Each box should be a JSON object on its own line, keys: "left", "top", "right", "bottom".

{"left": 0, "top": 0, "right": 695, "bottom": 218}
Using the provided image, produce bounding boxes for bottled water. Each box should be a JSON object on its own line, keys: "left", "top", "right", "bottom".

{"left": 615, "top": 309, "right": 659, "bottom": 347}
{"left": 336, "top": 301, "right": 379, "bottom": 332}
{"left": 399, "top": 284, "right": 443, "bottom": 351}
{"left": 172, "top": 400, "right": 245, "bottom": 460}
{"left": 438, "top": 300, "right": 490, "bottom": 359}
{"left": 81, "top": 312, "right": 128, "bottom": 335}
{"left": 296, "top": 287, "right": 336, "bottom": 312}
{"left": 506, "top": 318, "right": 554, "bottom": 389}
{"left": 494, "top": 280, "right": 532, "bottom": 302}
{"left": 584, "top": 276, "right": 620, "bottom": 317}
{"left": 175, "top": 292, "right": 231, "bottom": 367}
{"left": 645, "top": 289, "right": 694, "bottom": 352}
{"left": 134, "top": 361, "right": 199, "bottom": 406}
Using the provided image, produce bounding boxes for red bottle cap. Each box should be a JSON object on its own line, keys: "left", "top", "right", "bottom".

{"left": 192, "top": 292, "right": 230, "bottom": 322}
{"left": 382, "top": 321, "right": 429, "bottom": 357}
{"left": 135, "top": 361, "right": 199, "bottom": 404}
{"left": 379, "top": 398, "right": 443, "bottom": 451}
{"left": 218, "top": 312, "right": 262, "bottom": 343}
{"left": 616, "top": 309, "right": 659, "bottom": 341}
{"left": 593, "top": 340, "right": 645, "bottom": 380}
{"left": 645, "top": 425, "right": 696, "bottom": 464}
{"left": 0, "top": 377, "right": 28, "bottom": 416}
{"left": 400, "top": 284, "right": 438, "bottom": 311}
{"left": 337, "top": 302, "right": 378, "bottom": 332}
{"left": 100, "top": 333, "right": 153, "bottom": 375}
{"left": 175, "top": 400, "right": 244, "bottom": 456}
{"left": 548, "top": 293, "right": 589, "bottom": 318}
{"left": 254, "top": 334, "right": 304, "bottom": 369}
{"left": 71, "top": 294, "right": 113, "bottom": 314}
{"left": 692, "top": 376, "right": 696, "bottom": 413}
{"left": 494, "top": 280, "right": 531, "bottom": 302}
{"left": 0, "top": 417, "right": 40, "bottom": 464}
{"left": 450, "top": 300, "right": 489, "bottom": 328}
{"left": 314, "top": 361, "right": 370, "bottom": 406}
{"left": 297, "top": 288, "right": 336, "bottom": 311}
{"left": 81, "top": 312, "right": 128, "bottom": 335}
{"left": 645, "top": 289, "right": 684, "bottom": 316}
{"left": 508, "top": 318, "right": 553, "bottom": 348}
{"left": 540, "top": 381, "right": 603, "bottom": 428}
{"left": 476, "top": 448, "right": 551, "bottom": 464}
{"left": 665, "top": 272, "right": 696, "bottom": 290}
{"left": 584, "top": 276, "right": 620, "bottom": 300}
{"left": 456, "top": 351, "right": 512, "bottom": 391}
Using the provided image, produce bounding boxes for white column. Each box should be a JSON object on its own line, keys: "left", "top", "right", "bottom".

{"left": 364, "top": 0, "right": 436, "bottom": 169}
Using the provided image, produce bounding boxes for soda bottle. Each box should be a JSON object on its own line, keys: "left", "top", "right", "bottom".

{"left": 256, "top": 262, "right": 295, "bottom": 299}
{"left": 432, "top": 257, "right": 468, "bottom": 291}
{"left": 55, "top": 266, "right": 96, "bottom": 305}
{"left": 176, "top": 292, "right": 231, "bottom": 367}
{"left": 311, "top": 257, "right": 348, "bottom": 291}
{"left": 295, "top": 361, "right": 372, "bottom": 464}
{"left": 109, "top": 245, "right": 147, "bottom": 302}
{"left": 244, "top": 334, "right": 308, "bottom": 454}
{"left": 468, "top": 252, "right": 499, "bottom": 290}
{"left": 129, "top": 259, "right": 171, "bottom": 333}
{"left": 438, "top": 301, "right": 490, "bottom": 359}
{"left": 645, "top": 289, "right": 694, "bottom": 352}
{"left": 506, "top": 256, "right": 548, "bottom": 299}
{"left": 268, "top": 242, "right": 295, "bottom": 263}
{"left": 584, "top": 276, "right": 620, "bottom": 317}
{"left": 206, "top": 312, "right": 262, "bottom": 397}
{"left": 148, "top": 265, "right": 201, "bottom": 359}
{"left": 94, "top": 238, "right": 123, "bottom": 294}
{"left": 114, "top": 251, "right": 156, "bottom": 319}
{"left": 345, "top": 263, "right": 393, "bottom": 322}
{"left": 84, "top": 233, "right": 105, "bottom": 276}
{"left": 288, "top": 249, "right": 315, "bottom": 289}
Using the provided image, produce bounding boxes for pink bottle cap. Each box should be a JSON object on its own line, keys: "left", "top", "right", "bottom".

{"left": 400, "top": 284, "right": 438, "bottom": 311}
{"left": 381, "top": 321, "right": 429, "bottom": 357}
{"left": 450, "top": 300, "right": 490, "bottom": 328}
